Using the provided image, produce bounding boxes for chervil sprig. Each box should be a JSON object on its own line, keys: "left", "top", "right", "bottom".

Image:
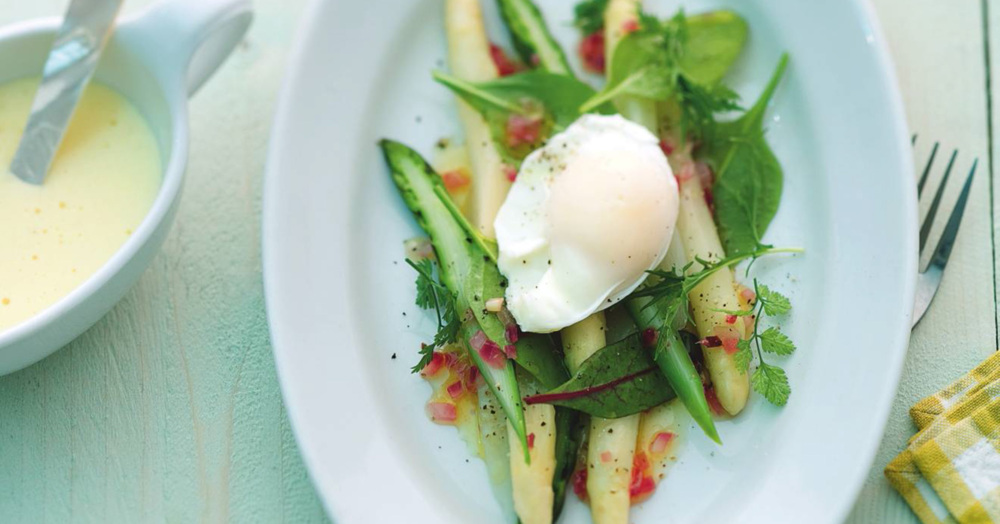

{"left": 406, "top": 258, "right": 460, "bottom": 372}
{"left": 729, "top": 280, "right": 795, "bottom": 406}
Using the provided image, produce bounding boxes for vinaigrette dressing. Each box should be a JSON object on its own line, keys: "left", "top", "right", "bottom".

{"left": 0, "top": 78, "right": 161, "bottom": 333}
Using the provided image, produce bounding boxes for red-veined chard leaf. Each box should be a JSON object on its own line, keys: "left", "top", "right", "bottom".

{"left": 524, "top": 334, "right": 675, "bottom": 418}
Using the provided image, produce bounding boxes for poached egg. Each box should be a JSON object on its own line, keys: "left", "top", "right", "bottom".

{"left": 494, "top": 114, "right": 679, "bottom": 333}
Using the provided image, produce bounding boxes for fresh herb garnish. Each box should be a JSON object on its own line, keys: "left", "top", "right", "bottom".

{"left": 406, "top": 258, "right": 461, "bottom": 372}
{"left": 573, "top": 0, "right": 609, "bottom": 35}
{"left": 579, "top": 9, "right": 746, "bottom": 139}
{"left": 702, "top": 55, "right": 789, "bottom": 255}
{"left": 728, "top": 280, "right": 795, "bottom": 406}
{"left": 631, "top": 246, "right": 800, "bottom": 322}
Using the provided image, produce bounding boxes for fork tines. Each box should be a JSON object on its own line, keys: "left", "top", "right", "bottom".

{"left": 911, "top": 136, "right": 977, "bottom": 327}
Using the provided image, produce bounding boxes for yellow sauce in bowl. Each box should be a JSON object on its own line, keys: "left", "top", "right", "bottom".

{"left": 0, "top": 78, "right": 161, "bottom": 333}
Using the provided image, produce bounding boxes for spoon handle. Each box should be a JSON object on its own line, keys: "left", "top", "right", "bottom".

{"left": 10, "top": 0, "right": 125, "bottom": 185}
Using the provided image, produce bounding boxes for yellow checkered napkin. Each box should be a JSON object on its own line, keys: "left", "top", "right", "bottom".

{"left": 910, "top": 352, "right": 1000, "bottom": 429}
{"left": 887, "top": 352, "right": 1000, "bottom": 524}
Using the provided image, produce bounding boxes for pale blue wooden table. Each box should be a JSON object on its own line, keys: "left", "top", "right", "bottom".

{"left": 0, "top": 0, "right": 997, "bottom": 522}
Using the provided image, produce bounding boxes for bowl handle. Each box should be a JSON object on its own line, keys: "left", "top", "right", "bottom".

{"left": 118, "top": 0, "right": 253, "bottom": 97}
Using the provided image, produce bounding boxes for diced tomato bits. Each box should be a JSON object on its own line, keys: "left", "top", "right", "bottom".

{"left": 725, "top": 314, "right": 738, "bottom": 325}
{"left": 426, "top": 402, "right": 457, "bottom": 424}
{"left": 479, "top": 340, "right": 507, "bottom": 369}
{"left": 699, "top": 335, "right": 722, "bottom": 348}
{"left": 641, "top": 328, "right": 658, "bottom": 348}
{"left": 629, "top": 452, "right": 656, "bottom": 501}
{"left": 420, "top": 351, "right": 447, "bottom": 377}
{"left": 503, "top": 344, "right": 518, "bottom": 359}
{"left": 505, "top": 324, "right": 520, "bottom": 344}
{"left": 440, "top": 169, "right": 470, "bottom": 192}
{"left": 600, "top": 451, "right": 613, "bottom": 463}
{"left": 649, "top": 431, "right": 675, "bottom": 454}
{"left": 621, "top": 19, "right": 640, "bottom": 34}
{"left": 659, "top": 140, "right": 674, "bottom": 156}
{"left": 578, "top": 31, "right": 606, "bottom": 74}
{"left": 704, "top": 384, "right": 726, "bottom": 415}
{"left": 721, "top": 337, "right": 740, "bottom": 355}
{"left": 489, "top": 43, "right": 521, "bottom": 77}
{"left": 447, "top": 380, "right": 464, "bottom": 399}
{"left": 505, "top": 113, "right": 543, "bottom": 148}
{"left": 503, "top": 164, "right": 518, "bottom": 182}
{"left": 527, "top": 433, "right": 535, "bottom": 450}
{"left": 572, "top": 468, "right": 589, "bottom": 501}
{"left": 740, "top": 286, "right": 757, "bottom": 303}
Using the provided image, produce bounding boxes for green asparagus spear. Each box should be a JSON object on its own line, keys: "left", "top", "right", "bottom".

{"left": 380, "top": 139, "right": 528, "bottom": 454}
{"left": 496, "top": 0, "right": 573, "bottom": 76}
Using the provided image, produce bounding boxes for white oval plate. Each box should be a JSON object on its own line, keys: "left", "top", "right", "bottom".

{"left": 263, "top": 0, "right": 916, "bottom": 522}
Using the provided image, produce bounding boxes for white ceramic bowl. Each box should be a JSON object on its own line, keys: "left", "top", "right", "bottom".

{"left": 0, "top": 0, "right": 252, "bottom": 375}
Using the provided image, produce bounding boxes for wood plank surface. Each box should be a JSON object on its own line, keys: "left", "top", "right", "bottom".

{"left": 0, "top": 1, "right": 328, "bottom": 522}
{"left": 848, "top": 0, "right": 996, "bottom": 522}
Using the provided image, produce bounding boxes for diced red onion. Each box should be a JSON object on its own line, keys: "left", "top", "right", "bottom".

{"left": 420, "top": 351, "right": 446, "bottom": 377}
{"left": 447, "top": 381, "right": 464, "bottom": 399}
{"left": 479, "top": 340, "right": 506, "bottom": 369}
{"left": 469, "top": 330, "right": 488, "bottom": 352}
{"left": 578, "top": 31, "right": 605, "bottom": 74}
{"left": 527, "top": 433, "right": 535, "bottom": 450}
{"left": 699, "top": 336, "right": 723, "bottom": 348}
{"left": 426, "top": 402, "right": 457, "bottom": 424}
{"left": 504, "top": 344, "right": 518, "bottom": 359}
{"left": 505, "top": 324, "right": 520, "bottom": 344}
{"left": 649, "top": 431, "right": 675, "bottom": 454}
{"left": 641, "top": 328, "right": 658, "bottom": 348}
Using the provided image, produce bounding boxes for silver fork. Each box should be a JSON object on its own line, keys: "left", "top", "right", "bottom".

{"left": 912, "top": 136, "right": 977, "bottom": 327}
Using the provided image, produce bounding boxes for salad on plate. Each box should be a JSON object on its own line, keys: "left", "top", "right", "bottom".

{"left": 380, "top": 0, "right": 800, "bottom": 522}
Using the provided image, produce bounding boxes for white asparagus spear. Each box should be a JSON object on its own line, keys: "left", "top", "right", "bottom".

{"left": 562, "top": 314, "right": 640, "bottom": 524}
{"left": 558, "top": 4, "right": 656, "bottom": 523}
{"left": 670, "top": 146, "right": 750, "bottom": 415}
{"left": 444, "top": 2, "right": 556, "bottom": 521}
{"left": 507, "top": 381, "right": 556, "bottom": 524}
{"left": 444, "top": 0, "right": 512, "bottom": 238}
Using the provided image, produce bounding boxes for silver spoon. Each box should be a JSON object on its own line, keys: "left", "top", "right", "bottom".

{"left": 10, "top": 0, "right": 124, "bottom": 185}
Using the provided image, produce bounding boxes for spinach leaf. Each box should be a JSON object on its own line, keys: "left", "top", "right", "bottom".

{"left": 681, "top": 11, "right": 748, "bottom": 85}
{"left": 703, "top": 54, "right": 789, "bottom": 255}
{"left": 434, "top": 70, "right": 615, "bottom": 166}
{"left": 579, "top": 10, "right": 747, "bottom": 114}
{"left": 524, "top": 335, "right": 675, "bottom": 418}
{"left": 514, "top": 333, "right": 571, "bottom": 390}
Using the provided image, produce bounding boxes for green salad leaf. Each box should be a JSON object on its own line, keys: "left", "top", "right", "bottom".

{"left": 573, "top": 0, "right": 609, "bottom": 35}
{"left": 524, "top": 334, "right": 675, "bottom": 418}
{"left": 579, "top": 9, "right": 747, "bottom": 126}
{"left": 703, "top": 54, "right": 789, "bottom": 255}
{"left": 680, "top": 10, "right": 748, "bottom": 85}
{"left": 433, "top": 70, "right": 615, "bottom": 166}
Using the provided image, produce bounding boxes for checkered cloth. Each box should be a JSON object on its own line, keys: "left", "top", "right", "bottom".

{"left": 886, "top": 352, "right": 1000, "bottom": 524}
